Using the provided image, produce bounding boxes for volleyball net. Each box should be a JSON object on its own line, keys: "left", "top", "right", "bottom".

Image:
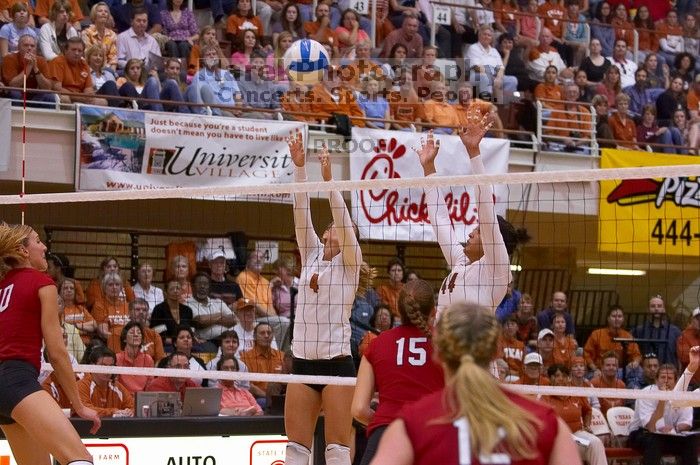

{"left": 3, "top": 128, "right": 700, "bottom": 402}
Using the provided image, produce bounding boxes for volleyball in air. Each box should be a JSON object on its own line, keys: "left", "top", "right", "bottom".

{"left": 283, "top": 39, "right": 330, "bottom": 84}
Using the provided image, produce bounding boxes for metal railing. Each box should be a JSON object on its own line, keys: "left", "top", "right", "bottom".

{"left": 536, "top": 98, "right": 598, "bottom": 154}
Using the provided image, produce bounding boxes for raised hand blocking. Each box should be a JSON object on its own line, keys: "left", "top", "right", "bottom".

{"left": 457, "top": 106, "right": 494, "bottom": 156}
{"left": 287, "top": 129, "right": 305, "bottom": 167}
{"left": 412, "top": 130, "right": 440, "bottom": 176}
{"left": 318, "top": 144, "right": 332, "bottom": 182}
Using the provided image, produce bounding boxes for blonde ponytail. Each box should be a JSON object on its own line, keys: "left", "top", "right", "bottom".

{"left": 436, "top": 303, "right": 541, "bottom": 459}
{"left": 0, "top": 223, "right": 33, "bottom": 279}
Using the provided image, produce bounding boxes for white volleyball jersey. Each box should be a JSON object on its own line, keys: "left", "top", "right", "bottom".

{"left": 428, "top": 156, "right": 511, "bottom": 319}
{"left": 292, "top": 166, "right": 362, "bottom": 360}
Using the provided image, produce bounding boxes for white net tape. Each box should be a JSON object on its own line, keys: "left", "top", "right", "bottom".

{"left": 42, "top": 362, "right": 700, "bottom": 405}
{"left": 2, "top": 164, "right": 700, "bottom": 205}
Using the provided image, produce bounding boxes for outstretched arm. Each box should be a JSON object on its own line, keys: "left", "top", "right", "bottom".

{"left": 289, "top": 130, "right": 321, "bottom": 266}
{"left": 457, "top": 109, "right": 509, "bottom": 274}
{"left": 415, "top": 131, "right": 465, "bottom": 268}
{"left": 321, "top": 148, "right": 362, "bottom": 268}
{"left": 673, "top": 346, "right": 700, "bottom": 404}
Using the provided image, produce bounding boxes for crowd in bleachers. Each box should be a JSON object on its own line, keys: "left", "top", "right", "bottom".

{"left": 42, "top": 249, "right": 699, "bottom": 420}
{"left": 1, "top": 0, "right": 699, "bottom": 150}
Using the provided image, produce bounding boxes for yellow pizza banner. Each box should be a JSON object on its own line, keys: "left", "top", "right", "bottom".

{"left": 599, "top": 149, "right": 700, "bottom": 256}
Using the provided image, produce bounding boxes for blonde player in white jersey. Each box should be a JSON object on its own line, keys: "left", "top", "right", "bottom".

{"left": 415, "top": 107, "right": 529, "bottom": 321}
{"left": 284, "top": 131, "right": 363, "bottom": 465}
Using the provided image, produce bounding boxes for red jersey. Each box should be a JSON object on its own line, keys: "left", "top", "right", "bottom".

{"left": 399, "top": 389, "right": 559, "bottom": 465}
{"left": 0, "top": 268, "right": 55, "bottom": 372}
{"left": 365, "top": 325, "right": 444, "bottom": 435}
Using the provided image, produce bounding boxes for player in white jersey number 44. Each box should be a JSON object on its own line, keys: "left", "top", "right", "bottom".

{"left": 414, "top": 107, "right": 530, "bottom": 322}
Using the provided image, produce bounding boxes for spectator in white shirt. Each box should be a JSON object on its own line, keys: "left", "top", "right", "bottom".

{"left": 466, "top": 25, "right": 517, "bottom": 103}
{"left": 37, "top": 0, "right": 78, "bottom": 61}
{"left": 186, "top": 272, "right": 238, "bottom": 350}
{"left": 608, "top": 39, "right": 637, "bottom": 89}
{"left": 527, "top": 27, "right": 572, "bottom": 82}
{"left": 132, "top": 263, "right": 164, "bottom": 315}
{"left": 629, "top": 364, "right": 697, "bottom": 465}
{"left": 116, "top": 8, "right": 161, "bottom": 71}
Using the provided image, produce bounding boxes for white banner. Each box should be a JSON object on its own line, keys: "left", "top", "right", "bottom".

{"left": 0, "top": 434, "right": 287, "bottom": 465}
{"left": 0, "top": 99, "right": 10, "bottom": 172}
{"left": 349, "top": 128, "right": 510, "bottom": 242}
{"left": 75, "top": 105, "right": 304, "bottom": 202}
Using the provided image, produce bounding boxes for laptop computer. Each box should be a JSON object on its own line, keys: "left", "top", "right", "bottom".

{"left": 135, "top": 391, "right": 181, "bottom": 418}
{"left": 181, "top": 387, "right": 223, "bottom": 417}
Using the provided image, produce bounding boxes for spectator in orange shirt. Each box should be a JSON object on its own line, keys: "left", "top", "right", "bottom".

{"left": 676, "top": 307, "right": 700, "bottom": 387}
{"left": 236, "top": 250, "right": 290, "bottom": 347}
{"left": 387, "top": 67, "right": 424, "bottom": 131}
{"left": 608, "top": 93, "right": 640, "bottom": 150}
{"left": 35, "top": 0, "right": 83, "bottom": 29}
{"left": 545, "top": 83, "right": 593, "bottom": 153}
{"left": 534, "top": 65, "right": 564, "bottom": 109}
{"left": 519, "top": 352, "right": 549, "bottom": 386}
{"left": 537, "top": 0, "right": 570, "bottom": 64}
{"left": 303, "top": 2, "right": 336, "bottom": 49}
{"left": 307, "top": 66, "right": 365, "bottom": 127}
{"left": 226, "top": 0, "right": 263, "bottom": 42}
{"left": 60, "top": 278, "right": 97, "bottom": 344}
{"left": 583, "top": 305, "right": 641, "bottom": 378}
{"left": 590, "top": 352, "right": 626, "bottom": 415}
{"left": 412, "top": 45, "right": 440, "bottom": 99}
{"left": 544, "top": 365, "right": 608, "bottom": 465}
{"left": 92, "top": 272, "right": 131, "bottom": 340}
{"left": 1, "top": 34, "right": 57, "bottom": 106}
{"left": 49, "top": 37, "right": 115, "bottom": 105}
{"left": 280, "top": 80, "right": 316, "bottom": 122}
{"left": 610, "top": 3, "right": 633, "bottom": 47}
{"left": 339, "top": 40, "right": 384, "bottom": 91}
{"left": 633, "top": 5, "right": 658, "bottom": 63}
{"left": 497, "top": 314, "right": 525, "bottom": 380}
{"left": 422, "top": 80, "right": 460, "bottom": 134}
{"left": 687, "top": 73, "right": 700, "bottom": 122}
{"left": 376, "top": 257, "right": 404, "bottom": 318}
{"left": 240, "top": 322, "right": 284, "bottom": 400}
{"left": 86, "top": 256, "right": 135, "bottom": 310}
{"left": 551, "top": 313, "right": 577, "bottom": 368}
{"left": 77, "top": 346, "right": 134, "bottom": 417}
{"left": 537, "top": 0, "right": 565, "bottom": 40}
{"left": 453, "top": 83, "right": 504, "bottom": 138}
{"left": 657, "top": 9, "right": 684, "bottom": 68}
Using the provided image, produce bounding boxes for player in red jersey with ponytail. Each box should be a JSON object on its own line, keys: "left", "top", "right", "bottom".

{"left": 352, "top": 278, "right": 445, "bottom": 465}
{"left": 0, "top": 223, "right": 100, "bottom": 465}
{"left": 371, "top": 302, "right": 580, "bottom": 465}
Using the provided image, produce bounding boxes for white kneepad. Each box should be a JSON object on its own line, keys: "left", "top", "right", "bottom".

{"left": 325, "top": 443, "right": 351, "bottom": 465}
{"left": 285, "top": 441, "right": 311, "bottom": 465}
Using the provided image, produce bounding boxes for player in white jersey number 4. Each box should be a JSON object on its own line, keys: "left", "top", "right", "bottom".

{"left": 414, "top": 107, "right": 529, "bottom": 322}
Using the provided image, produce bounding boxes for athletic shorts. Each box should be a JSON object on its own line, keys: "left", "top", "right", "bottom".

{"left": 0, "top": 360, "right": 42, "bottom": 424}
{"left": 292, "top": 357, "right": 356, "bottom": 393}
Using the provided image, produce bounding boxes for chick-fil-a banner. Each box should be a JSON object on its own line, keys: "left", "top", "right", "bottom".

{"left": 349, "top": 128, "right": 510, "bottom": 242}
